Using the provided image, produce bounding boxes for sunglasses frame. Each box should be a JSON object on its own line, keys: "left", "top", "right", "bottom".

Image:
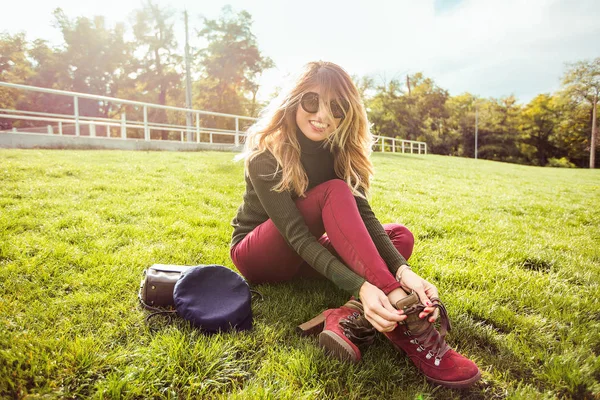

{"left": 300, "top": 92, "right": 349, "bottom": 119}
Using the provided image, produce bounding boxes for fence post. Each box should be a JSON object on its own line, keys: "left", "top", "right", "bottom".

{"left": 402, "top": 141, "right": 405, "bottom": 153}
{"left": 392, "top": 138, "right": 396, "bottom": 153}
{"left": 90, "top": 122, "right": 96, "bottom": 137}
{"left": 121, "top": 113, "right": 126, "bottom": 139}
{"left": 143, "top": 105, "right": 149, "bottom": 141}
{"left": 106, "top": 123, "right": 110, "bottom": 137}
{"left": 237, "top": 119, "right": 241, "bottom": 145}
{"left": 382, "top": 137, "right": 385, "bottom": 152}
{"left": 47, "top": 125, "right": 53, "bottom": 134}
{"left": 59, "top": 121, "right": 63, "bottom": 135}
{"left": 196, "top": 113, "right": 200, "bottom": 143}
{"left": 74, "top": 95, "right": 80, "bottom": 137}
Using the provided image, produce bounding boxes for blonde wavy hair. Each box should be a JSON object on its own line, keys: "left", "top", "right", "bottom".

{"left": 238, "top": 61, "right": 374, "bottom": 197}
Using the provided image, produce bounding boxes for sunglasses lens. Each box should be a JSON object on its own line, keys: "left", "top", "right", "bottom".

{"left": 301, "top": 92, "right": 319, "bottom": 113}
{"left": 331, "top": 99, "right": 349, "bottom": 119}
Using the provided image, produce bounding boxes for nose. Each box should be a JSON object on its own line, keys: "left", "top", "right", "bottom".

{"left": 315, "top": 101, "right": 330, "bottom": 122}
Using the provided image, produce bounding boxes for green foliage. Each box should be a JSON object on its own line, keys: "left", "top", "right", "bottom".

{"left": 546, "top": 157, "right": 576, "bottom": 168}
{"left": 561, "top": 58, "right": 600, "bottom": 168}
{"left": 0, "top": 32, "right": 33, "bottom": 127}
{"left": 1, "top": 150, "right": 599, "bottom": 399}
{"left": 194, "top": 5, "right": 274, "bottom": 124}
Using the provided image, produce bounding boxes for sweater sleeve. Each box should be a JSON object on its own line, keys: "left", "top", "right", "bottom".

{"left": 247, "top": 153, "right": 365, "bottom": 296}
{"left": 355, "top": 193, "right": 409, "bottom": 276}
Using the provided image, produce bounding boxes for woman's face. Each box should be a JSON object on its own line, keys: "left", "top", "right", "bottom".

{"left": 295, "top": 87, "right": 343, "bottom": 142}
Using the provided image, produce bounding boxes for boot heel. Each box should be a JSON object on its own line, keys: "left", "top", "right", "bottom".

{"left": 296, "top": 313, "right": 325, "bottom": 336}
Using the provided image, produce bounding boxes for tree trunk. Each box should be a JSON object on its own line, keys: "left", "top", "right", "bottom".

{"left": 591, "top": 95, "right": 597, "bottom": 169}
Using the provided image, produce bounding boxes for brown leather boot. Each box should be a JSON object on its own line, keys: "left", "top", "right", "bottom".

{"left": 297, "top": 299, "right": 376, "bottom": 363}
{"left": 384, "top": 292, "right": 481, "bottom": 388}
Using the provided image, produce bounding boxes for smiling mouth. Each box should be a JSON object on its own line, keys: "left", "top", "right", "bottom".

{"left": 309, "top": 120, "right": 328, "bottom": 130}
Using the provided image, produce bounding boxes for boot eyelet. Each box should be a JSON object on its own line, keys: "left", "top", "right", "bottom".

{"left": 434, "top": 356, "right": 441, "bottom": 366}
{"left": 426, "top": 351, "right": 434, "bottom": 359}
{"left": 417, "top": 345, "right": 425, "bottom": 352}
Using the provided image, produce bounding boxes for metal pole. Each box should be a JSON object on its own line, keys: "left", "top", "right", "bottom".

{"left": 184, "top": 10, "right": 193, "bottom": 142}
{"left": 74, "top": 95, "right": 80, "bottom": 136}
{"left": 143, "top": 105, "right": 149, "bottom": 141}
{"left": 475, "top": 106, "right": 478, "bottom": 160}
{"left": 121, "top": 113, "right": 126, "bottom": 139}
{"left": 235, "top": 117, "right": 239, "bottom": 146}
{"left": 196, "top": 114, "right": 201, "bottom": 143}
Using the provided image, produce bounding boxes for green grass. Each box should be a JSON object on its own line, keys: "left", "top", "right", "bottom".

{"left": 0, "top": 149, "right": 599, "bottom": 399}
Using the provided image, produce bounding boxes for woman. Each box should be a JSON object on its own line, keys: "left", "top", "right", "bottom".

{"left": 230, "top": 61, "right": 480, "bottom": 388}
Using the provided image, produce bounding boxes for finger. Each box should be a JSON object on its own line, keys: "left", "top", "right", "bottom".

{"left": 372, "top": 301, "right": 405, "bottom": 323}
{"left": 428, "top": 308, "right": 440, "bottom": 323}
{"left": 365, "top": 314, "right": 395, "bottom": 332}
{"left": 415, "top": 289, "right": 432, "bottom": 308}
{"left": 426, "top": 286, "right": 439, "bottom": 300}
{"left": 419, "top": 306, "right": 436, "bottom": 319}
{"left": 365, "top": 310, "right": 400, "bottom": 332}
{"left": 380, "top": 295, "right": 399, "bottom": 314}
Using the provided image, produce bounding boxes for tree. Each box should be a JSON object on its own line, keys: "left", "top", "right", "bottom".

{"left": 519, "top": 94, "right": 562, "bottom": 166}
{"left": 195, "top": 5, "right": 274, "bottom": 125}
{"left": 132, "top": 1, "right": 182, "bottom": 139}
{"left": 561, "top": 58, "right": 600, "bottom": 168}
{"left": 53, "top": 9, "right": 134, "bottom": 121}
{"left": 0, "top": 32, "right": 32, "bottom": 129}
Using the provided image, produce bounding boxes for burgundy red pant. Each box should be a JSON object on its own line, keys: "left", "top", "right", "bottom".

{"left": 230, "top": 179, "right": 414, "bottom": 294}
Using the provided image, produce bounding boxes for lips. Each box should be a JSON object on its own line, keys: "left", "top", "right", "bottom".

{"left": 309, "top": 120, "right": 328, "bottom": 131}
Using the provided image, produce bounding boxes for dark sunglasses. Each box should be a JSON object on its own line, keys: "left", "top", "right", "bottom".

{"left": 300, "top": 92, "right": 350, "bottom": 119}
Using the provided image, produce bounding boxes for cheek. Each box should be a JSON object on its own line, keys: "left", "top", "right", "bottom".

{"left": 295, "top": 107, "right": 305, "bottom": 127}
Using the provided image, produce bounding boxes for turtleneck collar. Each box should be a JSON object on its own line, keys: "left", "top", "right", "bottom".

{"left": 295, "top": 127, "right": 331, "bottom": 154}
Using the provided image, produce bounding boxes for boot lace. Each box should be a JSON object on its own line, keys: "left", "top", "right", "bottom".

{"left": 340, "top": 311, "right": 376, "bottom": 346}
{"left": 403, "top": 298, "right": 452, "bottom": 366}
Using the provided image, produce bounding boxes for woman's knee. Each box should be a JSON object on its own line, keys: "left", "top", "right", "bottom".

{"left": 313, "top": 179, "right": 353, "bottom": 197}
{"left": 384, "top": 223, "right": 415, "bottom": 260}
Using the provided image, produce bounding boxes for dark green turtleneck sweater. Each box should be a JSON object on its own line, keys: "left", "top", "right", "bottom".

{"left": 231, "top": 130, "right": 408, "bottom": 296}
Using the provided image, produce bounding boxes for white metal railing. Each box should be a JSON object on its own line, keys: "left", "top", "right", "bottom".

{"left": 0, "top": 81, "right": 427, "bottom": 154}
{"left": 372, "top": 135, "right": 427, "bottom": 154}
{"left": 0, "top": 81, "right": 256, "bottom": 146}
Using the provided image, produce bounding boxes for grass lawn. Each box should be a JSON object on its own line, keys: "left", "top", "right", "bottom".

{"left": 1, "top": 149, "right": 599, "bottom": 399}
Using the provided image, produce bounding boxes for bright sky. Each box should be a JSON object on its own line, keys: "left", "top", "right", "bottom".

{"left": 4, "top": 0, "right": 600, "bottom": 104}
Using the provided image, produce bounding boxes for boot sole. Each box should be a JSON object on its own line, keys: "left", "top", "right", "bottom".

{"left": 390, "top": 343, "right": 481, "bottom": 388}
{"left": 427, "top": 369, "right": 481, "bottom": 389}
{"left": 319, "top": 330, "right": 359, "bottom": 363}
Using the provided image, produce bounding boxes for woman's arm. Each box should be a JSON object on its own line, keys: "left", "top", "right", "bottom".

{"left": 247, "top": 153, "right": 366, "bottom": 296}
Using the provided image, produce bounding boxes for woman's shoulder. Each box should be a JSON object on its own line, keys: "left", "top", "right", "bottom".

{"left": 247, "top": 150, "right": 280, "bottom": 179}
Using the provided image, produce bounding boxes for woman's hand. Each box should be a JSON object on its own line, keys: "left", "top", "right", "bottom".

{"left": 396, "top": 268, "right": 440, "bottom": 323}
{"left": 359, "top": 281, "right": 406, "bottom": 332}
